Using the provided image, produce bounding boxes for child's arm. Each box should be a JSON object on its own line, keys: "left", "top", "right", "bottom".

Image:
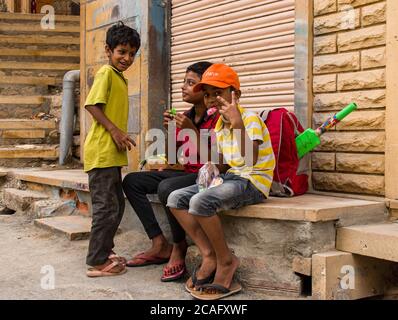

{"left": 86, "top": 104, "right": 136, "bottom": 151}
{"left": 217, "top": 92, "right": 259, "bottom": 165}
{"left": 215, "top": 153, "right": 230, "bottom": 173}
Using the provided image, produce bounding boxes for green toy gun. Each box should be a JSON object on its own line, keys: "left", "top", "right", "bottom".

{"left": 296, "top": 102, "right": 357, "bottom": 159}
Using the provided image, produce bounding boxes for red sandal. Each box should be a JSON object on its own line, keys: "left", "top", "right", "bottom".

{"left": 161, "top": 260, "right": 186, "bottom": 282}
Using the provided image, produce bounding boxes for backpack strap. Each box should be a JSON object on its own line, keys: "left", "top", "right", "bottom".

{"left": 285, "top": 112, "right": 300, "bottom": 136}
{"left": 270, "top": 181, "right": 295, "bottom": 197}
{"left": 260, "top": 109, "right": 271, "bottom": 122}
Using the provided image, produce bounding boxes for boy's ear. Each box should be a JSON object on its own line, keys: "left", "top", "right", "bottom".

{"left": 234, "top": 90, "right": 242, "bottom": 100}
{"left": 105, "top": 45, "right": 112, "bottom": 58}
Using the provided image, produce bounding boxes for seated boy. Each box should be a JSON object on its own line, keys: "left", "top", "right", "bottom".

{"left": 167, "top": 63, "right": 275, "bottom": 300}
{"left": 122, "top": 62, "right": 219, "bottom": 282}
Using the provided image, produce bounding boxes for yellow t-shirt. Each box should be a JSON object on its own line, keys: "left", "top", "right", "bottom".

{"left": 215, "top": 105, "right": 275, "bottom": 197}
{"left": 83, "top": 65, "right": 129, "bottom": 172}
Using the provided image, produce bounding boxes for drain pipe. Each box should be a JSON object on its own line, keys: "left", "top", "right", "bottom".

{"left": 59, "top": 70, "right": 80, "bottom": 165}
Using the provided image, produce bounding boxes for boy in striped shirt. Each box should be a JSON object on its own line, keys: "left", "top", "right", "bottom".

{"left": 167, "top": 64, "right": 275, "bottom": 300}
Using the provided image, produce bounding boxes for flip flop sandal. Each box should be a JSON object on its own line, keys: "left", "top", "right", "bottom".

{"left": 160, "top": 261, "right": 186, "bottom": 282}
{"left": 185, "top": 267, "right": 216, "bottom": 293}
{"left": 86, "top": 260, "right": 127, "bottom": 278}
{"left": 190, "top": 282, "right": 242, "bottom": 300}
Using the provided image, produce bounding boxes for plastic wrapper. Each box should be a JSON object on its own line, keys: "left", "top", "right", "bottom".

{"left": 196, "top": 162, "right": 223, "bottom": 192}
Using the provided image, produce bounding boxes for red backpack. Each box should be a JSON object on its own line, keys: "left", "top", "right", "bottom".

{"left": 260, "top": 108, "right": 309, "bottom": 197}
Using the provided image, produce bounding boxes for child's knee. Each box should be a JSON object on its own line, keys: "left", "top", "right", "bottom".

{"left": 166, "top": 189, "right": 182, "bottom": 209}
{"left": 189, "top": 194, "right": 216, "bottom": 216}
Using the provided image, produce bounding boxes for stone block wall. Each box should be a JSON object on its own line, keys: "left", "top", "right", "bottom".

{"left": 312, "top": 0, "right": 386, "bottom": 196}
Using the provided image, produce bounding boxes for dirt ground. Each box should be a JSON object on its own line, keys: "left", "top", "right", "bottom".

{"left": 0, "top": 212, "right": 286, "bottom": 300}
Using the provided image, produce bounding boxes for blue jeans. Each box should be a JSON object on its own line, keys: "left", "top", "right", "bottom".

{"left": 167, "top": 173, "right": 265, "bottom": 217}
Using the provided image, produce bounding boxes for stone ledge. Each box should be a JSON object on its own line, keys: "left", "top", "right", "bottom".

{"left": 222, "top": 194, "right": 386, "bottom": 223}
{"left": 13, "top": 169, "right": 90, "bottom": 192}
{"left": 13, "top": 170, "right": 387, "bottom": 224}
{"left": 34, "top": 216, "right": 92, "bottom": 241}
{"left": 312, "top": 250, "right": 398, "bottom": 300}
{"left": 3, "top": 188, "right": 49, "bottom": 211}
{"left": 336, "top": 222, "right": 398, "bottom": 262}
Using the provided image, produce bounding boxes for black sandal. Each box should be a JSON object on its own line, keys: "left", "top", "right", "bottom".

{"left": 185, "top": 267, "right": 216, "bottom": 293}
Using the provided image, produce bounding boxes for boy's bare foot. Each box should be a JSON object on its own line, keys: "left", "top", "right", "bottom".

{"left": 126, "top": 235, "right": 172, "bottom": 267}
{"left": 165, "top": 240, "right": 187, "bottom": 268}
{"left": 142, "top": 242, "right": 172, "bottom": 259}
{"left": 186, "top": 254, "right": 217, "bottom": 291}
{"left": 145, "top": 234, "right": 173, "bottom": 258}
{"left": 206, "top": 253, "right": 240, "bottom": 293}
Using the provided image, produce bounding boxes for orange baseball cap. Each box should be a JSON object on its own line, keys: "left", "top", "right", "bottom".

{"left": 193, "top": 63, "right": 240, "bottom": 92}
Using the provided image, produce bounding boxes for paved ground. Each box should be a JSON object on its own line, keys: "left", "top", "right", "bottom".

{"left": 0, "top": 212, "right": 287, "bottom": 300}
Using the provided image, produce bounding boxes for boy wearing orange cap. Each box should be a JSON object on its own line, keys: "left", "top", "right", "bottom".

{"left": 167, "top": 64, "right": 275, "bottom": 300}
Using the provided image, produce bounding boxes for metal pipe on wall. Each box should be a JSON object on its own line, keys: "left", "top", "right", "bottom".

{"left": 59, "top": 69, "right": 80, "bottom": 165}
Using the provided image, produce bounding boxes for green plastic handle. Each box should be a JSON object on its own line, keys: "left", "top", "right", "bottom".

{"left": 335, "top": 103, "right": 357, "bottom": 121}
{"left": 170, "top": 107, "right": 177, "bottom": 116}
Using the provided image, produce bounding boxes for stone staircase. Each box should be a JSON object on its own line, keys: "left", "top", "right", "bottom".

{"left": 0, "top": 12, "right": 80, "bottom": 167}
{"left": 1, "top": 168, "right": 398, "bottom": 300}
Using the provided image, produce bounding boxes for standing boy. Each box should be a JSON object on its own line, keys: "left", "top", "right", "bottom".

{"left": 167, "top": 64, "right": 275, "bottom": 299}
{"left": 84, "top": 22, "right": 140, "bottom": 277}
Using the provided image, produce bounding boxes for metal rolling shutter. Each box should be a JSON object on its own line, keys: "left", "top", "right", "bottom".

{"left": 170, "top": 0, "right": 295, "bottom": 113}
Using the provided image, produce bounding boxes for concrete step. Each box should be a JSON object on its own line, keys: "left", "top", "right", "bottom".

{"left": 0, "top": 96, "right": 48, "bottom": 118}
{"left": 14, "top": 169, "right": 89, "bottom": 191}
{"left": 0, "top": 35, "right": 79, "bottom": 46}
{"left": 0, "top": 61, "right": 80, "bottom": 71}
{"left": 0, "top": 145, "right": 59, "bottom": 167}
{"left": 3, "top": 187, "right": 49, "bottom": 211}
{"left": 0, "top": 49, "right": 79, "bottom": 64}
{"left": 0, "top": 12, "right": 80, "bottom": 23}
{"left": 222, "top": 194, "right": 388, "bottom": 226}
{"left": 0, "top": 75, "right": 59, "bottom": 86}
{"left": 0, "top": 119, "right": 58, "bottom": 145}
{"left": 0, "top": 144, "right": 59, "bottom": 159}
{"left": 0, "top": 95, "right": 44, "bottom": 105}
{"left": 34, "top": 215, "right": 92, "bottom": 241}
{"left": 0, "top": 83, "right": 53, "bottom": 96}
{"left": 13, "top": 169, "right": 389, "bottom": 225}
{"left": 0, "top": 48, "right": 79, "bottom": 58}
{"left": 0, "top": 23, "right": 80, "bottom": 34}
{"left": 311, "top": 250, "right": 398, "bottom": 300}
{"left": 336, "top": 222, "right": 398, "bottom": 262}
{"left": 0, "top": 119, "right": 57, "bottom": 130}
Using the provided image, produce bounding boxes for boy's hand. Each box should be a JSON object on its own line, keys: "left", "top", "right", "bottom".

{"left": 163, "top": 110, "right": 173, "bottom": 130}
{"left": 109, "top": 127, "right": 136, "bottom": 151}
{"left": 174, "top": 113, "right": 195, "bottom": 130}
{"left": 217, "top": 91, "right": 242, "bottom": 127}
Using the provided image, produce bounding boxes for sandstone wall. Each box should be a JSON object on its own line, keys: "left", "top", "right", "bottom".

{"left": 312, "top": 0, "right": 386, "bottom": 196}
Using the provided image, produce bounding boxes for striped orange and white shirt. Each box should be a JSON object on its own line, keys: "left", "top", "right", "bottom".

{"left": 215, "top": 105, "right": 275, "bottom": 197}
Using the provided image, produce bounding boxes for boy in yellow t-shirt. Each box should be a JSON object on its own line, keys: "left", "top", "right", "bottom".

{"left": 84, "top": 22, "right": 140, "bottom": 277}
{"left": 167, "top": 64, "right": 275, "bottom": 299}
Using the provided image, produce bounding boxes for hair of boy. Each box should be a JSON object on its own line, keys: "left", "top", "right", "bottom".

{"left": 106, "top": 21, "right": 141, "bottom": 51}
{"left": 186, "top": 61, "right": 213, "bottom": 79}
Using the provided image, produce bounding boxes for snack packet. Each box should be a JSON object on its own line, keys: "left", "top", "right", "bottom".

{"left": 196, "top": 162, "right": 223, "bottom": 192}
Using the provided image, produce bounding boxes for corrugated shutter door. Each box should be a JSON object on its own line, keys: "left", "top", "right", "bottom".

{"left": 170, "top": 0, "right": 295, "bottom": 113}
